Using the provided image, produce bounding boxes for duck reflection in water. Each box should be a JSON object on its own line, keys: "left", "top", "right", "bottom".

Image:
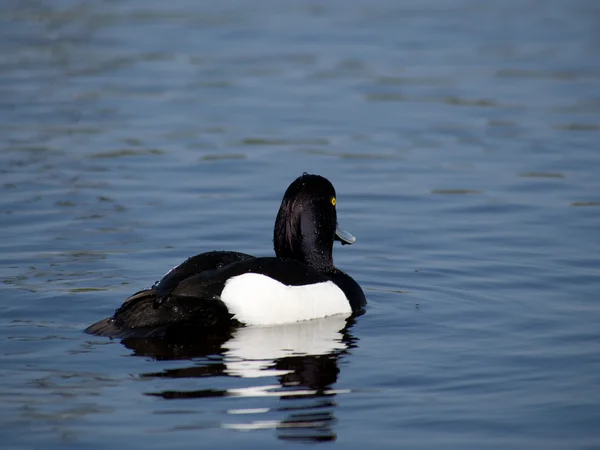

{"left": 121, "top": 314, "right": 359, "bottom": 442}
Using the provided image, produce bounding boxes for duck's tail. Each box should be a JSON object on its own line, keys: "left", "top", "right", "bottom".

{"left": 84, "top": 289, "right": 166, "bottom": 338}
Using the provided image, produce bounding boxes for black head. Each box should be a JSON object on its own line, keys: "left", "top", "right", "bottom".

{"left": 274, "top": 173, "right": 355, "bottom": 272}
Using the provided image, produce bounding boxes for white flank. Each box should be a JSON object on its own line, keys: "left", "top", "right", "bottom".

{"left": 220, "top": 273, "right": 351, "bottom": 325}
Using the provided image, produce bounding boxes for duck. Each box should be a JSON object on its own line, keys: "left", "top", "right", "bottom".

{"left": 85, "top": 173, "right": 366, "bottom": 339}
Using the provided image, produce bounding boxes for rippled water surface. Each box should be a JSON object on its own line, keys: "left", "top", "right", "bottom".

{"left": 1, "top": 0, "right": 600, "bottom": 448}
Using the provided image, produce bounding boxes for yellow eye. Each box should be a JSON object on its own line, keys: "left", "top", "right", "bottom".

{"left": 331, "top": 197, "right": 336, "bottom": 206}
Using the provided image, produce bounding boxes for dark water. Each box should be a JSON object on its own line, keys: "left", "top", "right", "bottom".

{"left": 1, "top": 0, "right": 600, "bottom": 448}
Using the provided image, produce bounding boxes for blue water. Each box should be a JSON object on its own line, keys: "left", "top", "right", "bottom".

{"left": 1, "top": 0, "right": 600, "bottom": 448}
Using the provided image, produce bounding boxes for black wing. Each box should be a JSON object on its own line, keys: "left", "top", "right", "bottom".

{"left": 166, "top": 256, "right": 330, "bottom": 299}
{"left": 154, "top": 251, "right": 255, "bottom": 304}
{"left": 85, "top": 251, "right": 254, "bottom": 338}
{"left": 85, "top": 286, "right": 239, "bottom": 339}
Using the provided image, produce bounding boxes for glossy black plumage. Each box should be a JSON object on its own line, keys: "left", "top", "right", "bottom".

{"left": 85, "top": 174, "right": 366, "bottom": 339}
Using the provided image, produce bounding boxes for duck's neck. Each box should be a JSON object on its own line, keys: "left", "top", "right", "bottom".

{"left": 274, "top": 204, "right": 335, "bottom": 272}
{"left": 276, "top": 235, "right": 335, "bottom": 272}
